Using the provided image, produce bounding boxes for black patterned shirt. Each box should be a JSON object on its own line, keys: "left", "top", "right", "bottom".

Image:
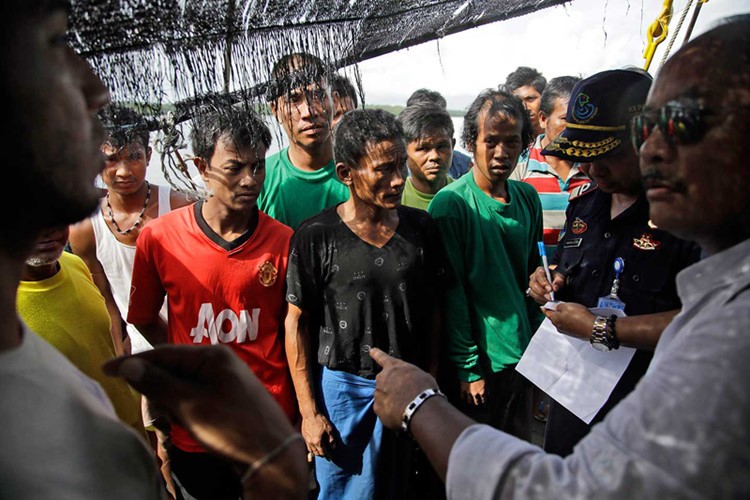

{"left": 286, "top": 205, "right": 446, "bottom": 378}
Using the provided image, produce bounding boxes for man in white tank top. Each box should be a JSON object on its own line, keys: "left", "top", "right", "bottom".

{"left": 68, "top": 106, "right": 193, "bottom": 498}
{"left": 70, "top": 107, "right": 193, "bottom": 355}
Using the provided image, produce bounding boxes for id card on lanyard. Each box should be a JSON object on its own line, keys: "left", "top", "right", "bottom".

{"left": 597, "top": 257, "right": 626, "bottom": 311}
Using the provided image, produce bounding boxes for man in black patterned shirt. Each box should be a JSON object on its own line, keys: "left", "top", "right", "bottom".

{"left": 285, "top": 108, "right": 446, "bottom": 499}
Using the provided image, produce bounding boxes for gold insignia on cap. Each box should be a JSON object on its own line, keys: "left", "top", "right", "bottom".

{"left": 545, "top": 137, "right": 622, "bottom": 158}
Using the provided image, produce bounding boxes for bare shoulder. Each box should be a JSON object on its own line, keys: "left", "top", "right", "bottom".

{"left": 169, "top": 189, "right": 195, "bottom": 210}
{"left": 68, "top": 212, "right": 97, "bottom": 255}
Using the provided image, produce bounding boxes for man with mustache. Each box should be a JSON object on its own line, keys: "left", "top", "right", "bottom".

{"left": 128, "top": 105, "right": 298, "bottom": 499}
{"left": 260, "top": 52, "right": 350, "bottom": 229}
{"left": 427, "top": 89, "right": 543, "bottom": 438}
{"left": 285, "top": 108, "right": 445, "bottom": 498}
{"left": 366, "top": 20, "right": 750, "bottom": 495}
{"left": 527, "top": 69, "right": 700, "bottom": 457}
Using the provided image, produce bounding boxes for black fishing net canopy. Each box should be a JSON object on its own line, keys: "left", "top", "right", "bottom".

{"left": 70, "top": 0, "right": 569, "bottom": 118}
{"left": 70, "top": 0, "right": 568, "bottom": 190}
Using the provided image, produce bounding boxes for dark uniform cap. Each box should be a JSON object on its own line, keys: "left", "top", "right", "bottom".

{"left": 542, "top": 69, "right": 652, "bottom": 161}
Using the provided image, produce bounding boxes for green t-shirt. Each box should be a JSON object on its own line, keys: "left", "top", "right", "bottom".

{"left": 428, "top": 173, "right": 544, "bottom": 382}
{"left": 401, "top": 176, "right": 454, "bottom": 211}
{"left": 259, "top": 147, "right": 350, "bottom": 229}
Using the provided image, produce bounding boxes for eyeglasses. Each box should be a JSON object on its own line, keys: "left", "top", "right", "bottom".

{"left": 631, "top": 99, "right": 709, "bottom": 151}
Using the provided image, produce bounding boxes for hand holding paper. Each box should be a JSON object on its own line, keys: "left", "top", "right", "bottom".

{"left": 543, "top": 302, "right": 600, "bottom": 341}
{"left": 517, "top": 306, "right": 633, "bottom": 424}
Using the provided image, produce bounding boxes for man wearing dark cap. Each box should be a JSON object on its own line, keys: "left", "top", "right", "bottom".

{"left": 527, "top": 68, "right": 700, "bottom": 456}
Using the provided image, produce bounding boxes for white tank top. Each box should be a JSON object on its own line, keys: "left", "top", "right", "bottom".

{"left": 91, "top": 185, "right": 171, "bottom": 354}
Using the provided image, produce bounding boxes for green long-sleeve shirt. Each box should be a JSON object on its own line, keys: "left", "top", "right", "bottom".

{"left": 428, "top": 174, "right": 543, "bottom": 382}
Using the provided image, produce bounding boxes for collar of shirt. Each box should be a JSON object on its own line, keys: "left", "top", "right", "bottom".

{"left": 676, "top": 238, "right": 750, "bottom": 312}
{"left": 587, "top": 189, "right": 649, "bottom": 226}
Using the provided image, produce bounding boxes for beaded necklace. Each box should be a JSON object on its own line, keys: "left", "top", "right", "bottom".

{"left": 105, "top": 181, "right": 151, "bottom": 235}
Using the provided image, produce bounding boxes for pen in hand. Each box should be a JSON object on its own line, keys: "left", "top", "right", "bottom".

{"left": 538, "top": 242, "right": 555, "bottom": 302}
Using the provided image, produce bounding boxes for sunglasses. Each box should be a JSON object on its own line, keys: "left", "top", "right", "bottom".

{"left": 631, "top": 99, "right": 709, "bottom": 151}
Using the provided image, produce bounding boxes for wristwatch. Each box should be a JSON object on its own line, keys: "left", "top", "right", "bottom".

{"left": 590, "top": 315, "right": 619, "bottom": 352}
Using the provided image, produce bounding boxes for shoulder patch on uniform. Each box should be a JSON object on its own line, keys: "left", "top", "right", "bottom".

{"left": 568, "top": 182, "right": 597, "bottom": 201}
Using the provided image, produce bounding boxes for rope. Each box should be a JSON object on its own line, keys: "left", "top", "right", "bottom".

{"left": 658, "top": 0, "right": 695, "bottom": 70}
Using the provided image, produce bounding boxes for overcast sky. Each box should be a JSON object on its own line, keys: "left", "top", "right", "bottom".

{"left": 353, "top": 0, "right": 750, "bottom": 110}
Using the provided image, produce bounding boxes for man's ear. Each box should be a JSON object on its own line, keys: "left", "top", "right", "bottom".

{"left": 193, "top": 157, "right": 208, "bottom": 178}
{"left": 451, "top": 138, "right": 456, "bottom": 148}
{"left": 336, "top": 162, "right": 353, "bottom": 185}
{"left": 332, "top": 91, "right": 342, "bottom": 112}
{"left": 269, "top": 100, "right": 281, "bottom": 124}
{"left": 539, "top": 111, "right": 549, "bottom": 132}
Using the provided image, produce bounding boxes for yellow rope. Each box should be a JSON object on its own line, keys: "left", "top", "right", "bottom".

{"left": 643, "top": 0, "right": 674, "bottom": 72}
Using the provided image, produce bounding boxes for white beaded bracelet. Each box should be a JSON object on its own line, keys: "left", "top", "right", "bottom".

{"left": 401, "top": 388, "right": 446, "bottom": 434}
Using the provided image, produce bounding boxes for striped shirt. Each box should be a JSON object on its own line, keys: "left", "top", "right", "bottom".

{"left": 512, "top": 134, "right": 590, "bottom": 255}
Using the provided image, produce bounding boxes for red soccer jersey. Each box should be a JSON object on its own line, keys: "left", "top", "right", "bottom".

{"left": 129, "top": 204, "right": 296, "bottom": 452}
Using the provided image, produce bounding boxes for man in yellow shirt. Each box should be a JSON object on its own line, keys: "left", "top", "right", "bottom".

{"left": 17, "top": 225, "right": 144, "bottom": 438}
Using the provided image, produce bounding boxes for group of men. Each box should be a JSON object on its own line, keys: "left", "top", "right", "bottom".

{"left": 1, "top": 2, "right": 749, "bottom": 499}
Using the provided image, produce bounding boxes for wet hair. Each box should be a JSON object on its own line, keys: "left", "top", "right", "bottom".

{"left": 190, "top": 105, "right": 272, "bottom": 162}
{"left": 461, "top": 88, "right": 534, "bottom": 151}
{"left": 334, "top": 108, "right": 405, "bottom": 169}
{"left": 406, "top": 88, "right": 447, "bottom": 109}
{"left": 266, "top": 52, "right": 332, "bottom": 102}
{"left": 332, "top": 74, "right": 358, "bottom": 109}
{"left": 99, "top": 106, "right": 150, "bottom": 150}
{"left": 503, "top": 66, "right": 547, "bottom": 94}
{"left": 397, "top": 104, "right": 454, "bottom": 143}
{"left": 539, "top": 76, "right": 581, "bottom": 116}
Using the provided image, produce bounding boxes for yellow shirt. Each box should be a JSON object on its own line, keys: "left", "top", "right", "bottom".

{"left": 17, "top": 251, "right": 144, "bottom": 436}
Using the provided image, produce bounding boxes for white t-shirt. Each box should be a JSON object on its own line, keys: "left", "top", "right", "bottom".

{"left": 0, "top": 323, "right": 164, "bottom": 499}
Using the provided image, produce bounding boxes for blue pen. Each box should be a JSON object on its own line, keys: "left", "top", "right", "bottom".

{"left": 538, "top": 242, "right": 555, "bottom": 302}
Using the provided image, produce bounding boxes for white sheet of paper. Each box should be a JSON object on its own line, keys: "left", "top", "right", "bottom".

{"left": 516, "top": 304, "right": 634, "bottom": 424}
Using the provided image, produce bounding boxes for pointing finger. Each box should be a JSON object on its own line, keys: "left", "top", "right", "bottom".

{"left": 369, "top": 347, "right": 394, "bottom": 368}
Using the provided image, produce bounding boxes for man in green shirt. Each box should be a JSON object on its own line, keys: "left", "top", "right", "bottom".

{"left": 428, "top": 88, "right": 543, "bottom": 439}
{"left": 260, "top": 53, "right": 349, "bottom": 229}
{"left": 398, "top": 104, "right": 455, "bottom": 211}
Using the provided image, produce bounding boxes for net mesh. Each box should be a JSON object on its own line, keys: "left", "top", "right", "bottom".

{"left": 71, "top": 0, "right": 568, "bottom": 117}
{"left": 69, "top": 0, "right": 568, "bottom": 188}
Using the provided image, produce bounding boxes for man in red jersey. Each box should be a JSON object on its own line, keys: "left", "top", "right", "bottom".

{"left": 128, "top": 104, "right": 297, "bottom": 500}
